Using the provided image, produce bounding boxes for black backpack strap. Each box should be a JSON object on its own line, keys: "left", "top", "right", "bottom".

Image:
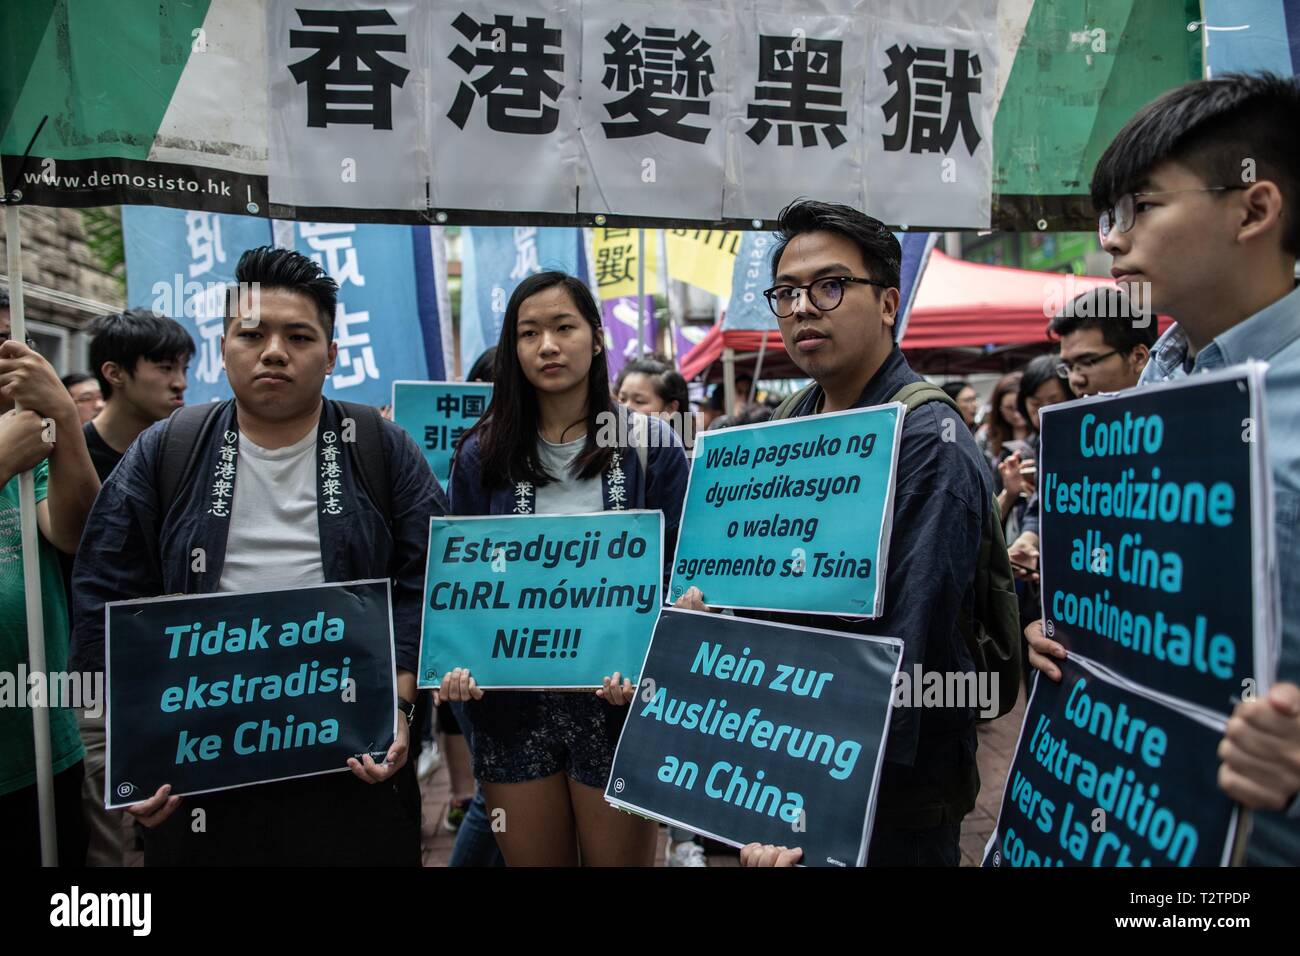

{"left": 156, "top": 402, "right": 226, "bottom": 517}
{"left": 334, "top": 400, "right": 392, "bottom": 528}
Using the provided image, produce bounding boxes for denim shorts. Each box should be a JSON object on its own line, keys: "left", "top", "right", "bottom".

{"left": 464, "top": 691, "right": 625, "bottom": 789}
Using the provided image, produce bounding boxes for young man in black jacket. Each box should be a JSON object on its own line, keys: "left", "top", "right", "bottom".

{"left": 680, "top": 200, "right": 996, "bottom": 865}
{"left": 71, "top": 247, "right": 446, "bottom": 865}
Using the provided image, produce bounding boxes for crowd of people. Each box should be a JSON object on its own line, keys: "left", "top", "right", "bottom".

{"left": 2, "top": 71, "right": 1298, "bottom": 868}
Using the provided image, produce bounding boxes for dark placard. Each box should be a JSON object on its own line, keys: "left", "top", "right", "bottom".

{"left": 1037, "top": 368, "right": 1270, "bottom": 718}
{"left": 605, "top": 608, "right": 902, "bottom": 867}
{"left": 105, "top": 580, "right": 396, "bottom": 808}
{"left": 982, "top": 657, "right": 1237, "bottom": 868}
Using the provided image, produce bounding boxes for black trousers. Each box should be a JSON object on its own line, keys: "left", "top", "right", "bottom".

{"left": 143, "top": 760, "right": 421, "bottom": 866}
{"left": 2, "top": 760, "right": 89, "bottom": 867}
{"left": 867, "top": 823, "right": 962, "bottom": 866}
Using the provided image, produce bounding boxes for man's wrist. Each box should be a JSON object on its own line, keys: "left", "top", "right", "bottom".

{"left": 42, "top": 408, "right": 82, "bottom": 454}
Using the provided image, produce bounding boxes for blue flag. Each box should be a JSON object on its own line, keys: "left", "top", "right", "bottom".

{"left": 122, "top": 206, "right": 273, "bottom": 404}
{"left": 459, "top": 227, "right": 583, "bottom": 375}
{"left": 123, "top": 207, "right": 449, "bottom": 406}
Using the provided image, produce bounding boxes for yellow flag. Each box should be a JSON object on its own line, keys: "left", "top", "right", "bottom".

{"left": 664, "top": 229, "right": 740, "bottom": 298}
{"left": 591, "top": 228, "right": 659, "bottom": 300}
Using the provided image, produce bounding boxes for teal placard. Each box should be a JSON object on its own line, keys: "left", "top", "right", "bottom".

{"left": 669, "top": 405, "right": 904, "bottom": 617}
{"left": 392, "top": 381, "right": 493, "bottom": 485}
{"left": 418, "top": 511, "right": 664, "bottom": 689}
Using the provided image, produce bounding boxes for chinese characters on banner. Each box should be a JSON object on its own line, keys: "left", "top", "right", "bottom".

{"left": 431, "top": 0, "right": 581, "bottom": 213}
{"left": 258, "top": 1, "right": 995, "bottom": 226}
{"left": 578, "top": 3, "right": 730, "bottom": 218}
{"left": 590, "top": 227, "right": 660, "bottom": 300}
{"left": 184, "top": 212, "right": 233, "bottom": 390}
{"left": 723, "top": 10, "right": 865, "bottom": 219}
{"left": 285, "top": 221, "right": 432, "bottom": 407}
{"left": 458, "top": 226, "right": 584, "bottom": 374}
{"left": 268, "top": 0, "right": 429, "bottom": 211}
{"left": 122, "top": 207, "right": 273, "bottom": 405}
{"left": 122, "top": 207, "right": 441, "bottom": 407}
{"left": 391, "top": 381, "right": 493, "bottom": 484}
{"left": 663, "top": 229, "right": 738, "bottom": 298}
{"left": 865, "top": 18, "right": 994, "bottom": 227}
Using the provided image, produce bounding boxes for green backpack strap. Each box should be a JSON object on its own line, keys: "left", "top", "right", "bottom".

{"left": 969, "top": 490, "right": 1022, "bottom": 718}
{"left": 890, "top": 380, "right": 959, "bottom": 414}
{"left": 770, "top": 382, "right": 818, "bottom": 420}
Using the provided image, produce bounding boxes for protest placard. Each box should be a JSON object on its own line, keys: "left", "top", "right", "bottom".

{"left": 104, "top": 580, "right": 397, "bottom": 809}
{"left": 419, "top": 511, "right": 663, "bottom": 689}
{"left": 392, "top": 381, "right": 493, "bottom": 485}
{"left": 1037, "top": 365, "right": 1273, "bottom": 719}
{"left": 605, "top": 608, "right": 902, "bottom": 867}
{"left": 982, "top": 657, "right": 1238, "bottom": 867}
{"left": 668, "top": 405, "right": 904, "bottom": 616}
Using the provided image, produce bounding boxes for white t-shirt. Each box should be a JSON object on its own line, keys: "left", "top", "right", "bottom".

{"left": 217, "top": 427, "right": 326, "bottom": 592}
{"left": 534, "top": 434, "right": 604, "bottom": 515}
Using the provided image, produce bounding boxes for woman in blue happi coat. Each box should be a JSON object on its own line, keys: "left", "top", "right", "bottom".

{"left": 436, "top": 271, "right": 688, "bottom": 866}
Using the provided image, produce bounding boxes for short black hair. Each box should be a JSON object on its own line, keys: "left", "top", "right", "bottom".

{"left": 467, "top": 347, "right": 496, "bottom": 383}
{"left": 1018, "top": 353, "right": 1070, "bottom": 425}
{"left": 61, "top": 372, "right": 95, "bottom": 390}
{"left": 1091, "top": 72, "right": 1300, "bottom": 255}
{"left": 88, "top": 309, "right": 196, "bottom": 400}
{"left": 615, "top": 356, "right": 690, "bottom": 414}
{"left": 771, "top": 199, "right": 901, "bottom": 288}
{"left": 1047, "top": 288, "right": 1159, "bottom": 353}
{"left": 941, "top": 380, "right": 972, "bottom": 402}
{"left": 463, "top": 271, "right": 615, "bottom": 488}
{"left": 0, "top": 288, "right": 9, "bottom": 310}
{"left": 227, "top": 245, "right": 339, "bottom": 338}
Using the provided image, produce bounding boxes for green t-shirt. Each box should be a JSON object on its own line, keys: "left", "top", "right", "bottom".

{"left": 0, "top": 461, "right": 85, "bottom": 795}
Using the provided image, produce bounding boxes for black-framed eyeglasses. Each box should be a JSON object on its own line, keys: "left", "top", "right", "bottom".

{"left": 762, "top": 275, "right": 889, "bottom": 318}
{"left": 1098, "top": 186, "right": 1249, "bottom": 242}
{"left": 1055, "top": 350, "right": 1121, "bottom": 376}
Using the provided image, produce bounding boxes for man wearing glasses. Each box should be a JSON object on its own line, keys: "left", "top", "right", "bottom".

{"left": 1050, "top": 287, "right": 1158, "bottom": 398}
{"left": 678, "top": 199, "right": 996, "bottom": 865}
{"left": 1025, "top": 72, "right": 1300, "bottom": 866}
{"left": 1006, "top": 288, "right": 1159, "bottom": 576}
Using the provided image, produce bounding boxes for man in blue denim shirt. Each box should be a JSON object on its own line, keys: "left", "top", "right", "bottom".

{"left": 1027, "top": 73, "right": 1300, "bottom": 865}
{"left": 70, "top": 247, "right": 446, "bottom": 865}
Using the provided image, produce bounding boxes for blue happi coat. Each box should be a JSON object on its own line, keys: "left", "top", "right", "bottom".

{"left": 70, "top": 399, "right": 446, "bottom": 675}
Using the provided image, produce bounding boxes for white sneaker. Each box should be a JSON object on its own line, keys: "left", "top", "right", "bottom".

{"left": 666, "top": 840, "right": 707, "bottom": 867}
{"left": 417, "top": 740, "right": 442, "bottom": 780}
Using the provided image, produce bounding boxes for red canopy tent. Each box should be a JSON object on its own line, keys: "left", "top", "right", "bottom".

{"left": 679, "top": 250, "right": 1167, "bottom": 381}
